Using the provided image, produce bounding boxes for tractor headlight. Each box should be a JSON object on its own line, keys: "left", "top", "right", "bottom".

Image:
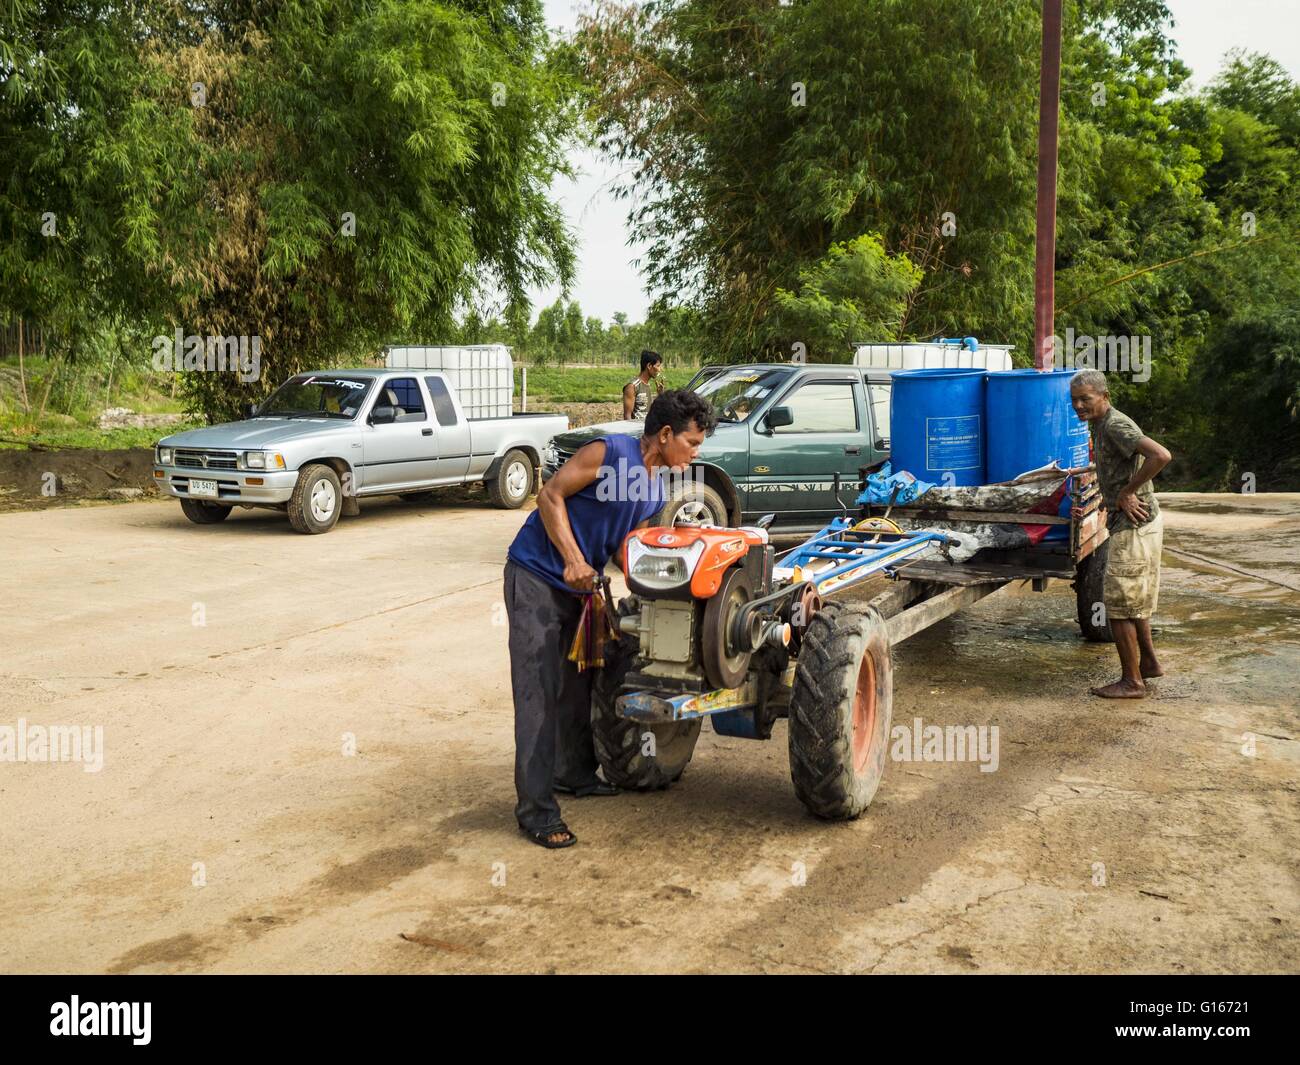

{"left": 627, "top": 539, "right": 706, "bottom": 591}
{"left": 632, "top": 553, "right": 689, "bottom": 586}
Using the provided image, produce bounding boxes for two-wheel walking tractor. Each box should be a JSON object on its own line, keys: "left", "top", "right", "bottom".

{"left": 591, "top": 469, "right": 1109, "bottom": 820}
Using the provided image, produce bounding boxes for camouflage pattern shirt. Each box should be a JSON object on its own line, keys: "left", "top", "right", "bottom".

{"left": 1090, "top": 406, "right": 1160, "bottom": 534}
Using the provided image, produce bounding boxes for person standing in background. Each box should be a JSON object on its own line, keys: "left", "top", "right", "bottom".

{"left": 623, "top": 349, "right": 664, "bottom": 420}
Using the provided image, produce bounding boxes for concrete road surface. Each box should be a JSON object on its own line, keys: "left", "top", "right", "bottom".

{"left": 1, "top": 492, "right": 1296, "bottom": 973}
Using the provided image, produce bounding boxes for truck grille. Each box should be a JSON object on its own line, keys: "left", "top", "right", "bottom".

{"left": 543, "top": 443, "right": 577, "bottom": 480}
{"left": 175, "top": 448, "right": 239, "bottom": 470}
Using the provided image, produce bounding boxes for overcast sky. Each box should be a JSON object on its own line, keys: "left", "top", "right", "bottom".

{"left": 526, "top": 0, "right": 1300, "bottom": 324}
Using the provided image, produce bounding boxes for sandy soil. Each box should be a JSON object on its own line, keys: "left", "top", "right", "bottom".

{"left": 0, "top": 447, "right": 159, "bottom": 512}
{"left": 0, "top": 492, "right": 1296, "bottom": 974}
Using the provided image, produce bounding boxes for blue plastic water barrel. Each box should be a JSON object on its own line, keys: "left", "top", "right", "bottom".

{"left": 889, "top": 368, "right": 987, "bottom": 486}
{"left": 985, "top": 368, "right": 1090, "bottom": 481}
{"left": 986, "top": 368, "right": 1091, "bottom": 531}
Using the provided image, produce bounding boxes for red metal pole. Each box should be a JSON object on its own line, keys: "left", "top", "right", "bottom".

{"left": 1033, "top": 0, "right": 1063, "bottom": 371}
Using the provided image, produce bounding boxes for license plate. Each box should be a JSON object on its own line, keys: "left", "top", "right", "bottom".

{"left": 189, "top": 479, "right": 218, "bottom": 498}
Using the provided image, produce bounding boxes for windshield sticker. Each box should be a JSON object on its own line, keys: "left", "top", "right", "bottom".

{"left": 300, "top": 376, "right": 365, "bottom": 390}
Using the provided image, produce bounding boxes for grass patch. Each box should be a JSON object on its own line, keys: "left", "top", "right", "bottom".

{"left": 0, "top": 359, "right": 699, "bottom": 449}
{"left": 515, "top": 367, "right": 697, "bottom": 404}
{"left": 0, "top": 354, "right": 196, "bottom": 450}
{"left": 0, "top": 420, "right": 203, "bottom": 451}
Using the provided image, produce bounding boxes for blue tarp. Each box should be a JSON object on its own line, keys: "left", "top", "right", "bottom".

{"left": 855, "top": 462, "right": 937, "bottom": 506}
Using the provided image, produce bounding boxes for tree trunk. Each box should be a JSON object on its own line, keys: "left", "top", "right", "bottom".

{"left": 37, "top": 346, "right": 64, "bottom": 421}
{"left": 17, "top": 318, "right": 30, "bottom": 414}
{"left": 104, "top": 334, "right": 121, "bottom": 409}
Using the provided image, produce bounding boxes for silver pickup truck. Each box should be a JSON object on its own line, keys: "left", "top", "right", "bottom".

{"left": 153, "top": 368, "right": 568, "bottom": 533}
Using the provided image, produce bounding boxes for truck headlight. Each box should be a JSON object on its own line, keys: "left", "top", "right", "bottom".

{"left": 543, "top": 445, "right": 559, "bottom": 467}
{"left": 240, "top": 451, "right": 285, "bottom": 470}
{"left": 156, "top": 447, "right": 173, "bottom": 465}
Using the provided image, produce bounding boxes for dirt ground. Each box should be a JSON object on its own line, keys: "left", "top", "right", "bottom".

{"left": 0, "top": 446, "right": 158, "bottom": 511}
{"left": 0, "top": 492, "right": 1296, "bottom": 974}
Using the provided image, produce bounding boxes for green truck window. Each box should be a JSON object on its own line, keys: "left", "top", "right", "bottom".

{"left": 774, "top": 381, "right": 859, "bottom": 433}
{"left": 867, "top": 380, "right": 891, "bottom": 447}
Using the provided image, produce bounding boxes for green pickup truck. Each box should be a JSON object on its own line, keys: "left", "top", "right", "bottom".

{"left": 541, "top": 363, "right": 894, "bottom": 533}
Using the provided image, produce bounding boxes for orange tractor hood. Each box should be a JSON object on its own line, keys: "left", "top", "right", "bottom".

{"left": 623, "top": 526, "right": 769, "bottom": 599}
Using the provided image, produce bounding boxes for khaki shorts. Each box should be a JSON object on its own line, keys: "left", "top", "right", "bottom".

{"left": 1103, "top": 512, "right": 1163, "bottom": 620}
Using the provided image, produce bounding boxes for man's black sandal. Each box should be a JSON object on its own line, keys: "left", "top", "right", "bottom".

{"left": 554, "top": 780, "right": 620, "bottom": 797}
{"left": 521, "top": 823, "right": 577, "bottom": 849}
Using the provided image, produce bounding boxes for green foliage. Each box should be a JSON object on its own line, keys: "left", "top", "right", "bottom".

{"left": 0, "top": 420, "right": 203, "bottom": 452}
{"left": 452, "top": 298, "right": 707, "bottom": 367}
{"left": 1, "top": 0, "right": 579, "bottom": 423}
{"left": 580, "top": 0, "right": 1042, "bottom": 357}
{"left": 0, "top": 0, "right": 209, "bottom": 419}
{"left": 515, "top": 366, "right": 695, "bottom": 404}
{"left": 1193, "top": 308, "right": 1300, "bottom": 487}
{"left": 6, "top": 1, "right": 1300, "bottom": 487}
{"left": 581, "top": 1, "right": 1300, "bottom": 487}
{"left": 770, "top": 235, "right": 922, "bottom": 360}
{"left": 1052, "top": 27, "right": 1300, "bottom": 488}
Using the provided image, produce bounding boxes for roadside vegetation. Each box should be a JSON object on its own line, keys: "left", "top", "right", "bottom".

{"left": 516, "top": 366, "right": 695, "bottom": 405}
{"left": 2, "top": 2, "right": 1297, "bottom": 487}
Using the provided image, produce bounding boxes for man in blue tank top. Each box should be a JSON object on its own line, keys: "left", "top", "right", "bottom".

{"left": 504, "top": 390, "right": 718, "bottom": 848}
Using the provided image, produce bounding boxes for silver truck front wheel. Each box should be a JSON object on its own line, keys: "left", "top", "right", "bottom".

{"left": 506, "top": 460, "right": 529, "bottom": 498}
{"left": 288, "top": 463, "right": 343, "bottom": 534}
{"left": 310, "top": 479, "right": 336, "bottom": 523}
{"left": 488, "top": 449, "right": 533, "bottom": 509}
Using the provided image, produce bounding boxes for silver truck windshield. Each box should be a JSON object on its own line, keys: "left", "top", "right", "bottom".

{"left": 260, "top": 375, "right": 374, "bottom": 419}
{"left": 694, "top": 367, "right": 792, "bottom": 422}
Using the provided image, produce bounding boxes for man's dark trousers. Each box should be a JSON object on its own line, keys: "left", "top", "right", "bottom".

{"left": 504, "top": 559, "right": 602, "bottom": 832}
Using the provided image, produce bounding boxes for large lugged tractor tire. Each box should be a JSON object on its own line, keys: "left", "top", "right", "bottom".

{"left": 788, "top": 601, "right": 893, "bottom": 820}
{"left": 590, "top": 602, "right": 702, "bottom": 790}
{"left": 1074, "top": 537, "right": 1113, "bottom": 643}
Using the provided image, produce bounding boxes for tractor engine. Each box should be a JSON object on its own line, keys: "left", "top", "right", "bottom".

{"left": 618, "top": 525, "right": 804, "bottom": 692}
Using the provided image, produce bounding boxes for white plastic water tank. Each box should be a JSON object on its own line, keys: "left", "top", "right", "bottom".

{"left": 384, "top": 345, "right": 514, "bottom": 419}
{"left": 853, "top": 340, "right": 1014, "bottom": 372}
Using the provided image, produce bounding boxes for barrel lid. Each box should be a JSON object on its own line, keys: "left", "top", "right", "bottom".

{"left": 986, "top": 367, "right": 1077, "bottom": 378}
{"left": 889, "top": 367, "right": 988, "bottom": 380}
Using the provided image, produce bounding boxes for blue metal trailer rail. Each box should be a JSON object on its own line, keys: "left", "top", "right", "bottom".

{"left": 772, "top": 515, "right": 955, "bottom": 599}
{"left": 615, "top": 516, "right": 960, "bottom": 734}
